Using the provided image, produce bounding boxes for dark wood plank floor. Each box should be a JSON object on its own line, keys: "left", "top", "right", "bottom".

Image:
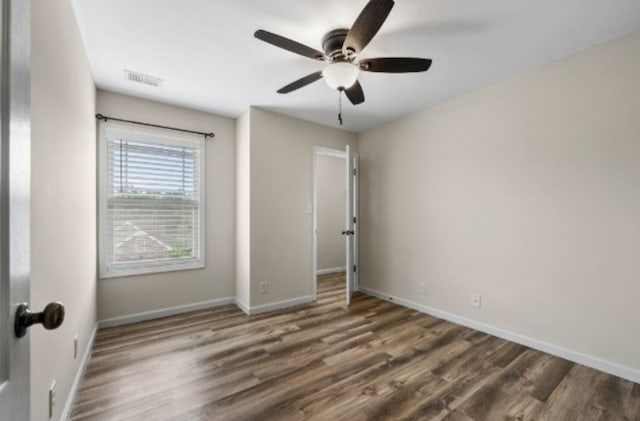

{"left": 72, "top": 273, "right": 640, "bottom": 420}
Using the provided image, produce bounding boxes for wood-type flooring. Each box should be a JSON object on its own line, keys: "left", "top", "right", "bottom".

{"left": 71, "top": 272, "right": 640, "bottom": 420}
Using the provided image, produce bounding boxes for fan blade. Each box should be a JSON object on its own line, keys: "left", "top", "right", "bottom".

{"left": 360, "top": 57, "right": 432, "bottom": 73}
{"left": 277, "top": 71, "right": 324, "bottom": 94}
{"left": 344, "top": 80, "right": 365, "bottom": 105}
{"left": 255, "top": 30, "right": 326, "bottom": 61}
{"left": 343, "top": 0, "right": 395, "bottom": 56}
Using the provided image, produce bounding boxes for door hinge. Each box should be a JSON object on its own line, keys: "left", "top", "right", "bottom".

{"left": 353, "top": 168, "right": 357, "bottom": 176}
{"left": 353, "top": 217, "right": 357, "bottom": 224}
{"left": 353, "top": 265, "right": 357, "bottom": 272}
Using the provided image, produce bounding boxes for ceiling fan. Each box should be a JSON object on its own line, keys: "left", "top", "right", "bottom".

{"left": 254, "top": 0, "right": 432, "bottom": 106}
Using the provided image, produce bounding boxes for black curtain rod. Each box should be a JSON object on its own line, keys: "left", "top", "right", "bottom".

{"left": 95, "top": 114, "right": 215, "bottom": 139}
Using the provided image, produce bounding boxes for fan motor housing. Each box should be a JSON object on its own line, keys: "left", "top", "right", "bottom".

{"left": 322, "top": 29, "right": 349, "bottom": 61}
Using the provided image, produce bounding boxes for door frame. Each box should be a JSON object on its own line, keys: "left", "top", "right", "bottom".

{"left": 311, "top": 146, "right": 358, "bottom": 300}
{"left": 351, "top": 149, "right": 359, "bottom": 296}
{"left": 0, "top": 0, "right": 32, "bottom": 420}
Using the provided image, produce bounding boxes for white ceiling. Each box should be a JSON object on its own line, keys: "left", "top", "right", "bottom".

{"left": 71, "top": 0, "right": 640, "bottom": 133}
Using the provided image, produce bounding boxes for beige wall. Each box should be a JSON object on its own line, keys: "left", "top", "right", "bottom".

{"left": 359, "top": 30, "right": 640, "bottom": 374}
{"left": 31, "top": 0, "right": 97, "bottom": 419}
{"left": 31, "top": 7, "right": 640, "bottom": 418}
{"left": 317, "top": 155, "right": 346, "bottom": 272}
{"left": 96, "top": 91, "right": 236, "bottom": 320}
{"left": 235, "top": 111, "right": 251, "bottom": 307}
{"left": 249, "top": 108, "right": 357, "bottom": 307}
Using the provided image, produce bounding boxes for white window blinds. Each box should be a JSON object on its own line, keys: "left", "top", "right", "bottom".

{"left": 99, "top": 122, "right": 205, "bottom": 278}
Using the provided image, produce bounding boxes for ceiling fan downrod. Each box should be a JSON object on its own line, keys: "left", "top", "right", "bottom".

{"left": 338, "top": 88, "right": 344, "bottom": 126}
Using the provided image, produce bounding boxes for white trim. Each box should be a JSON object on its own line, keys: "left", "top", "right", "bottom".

{"left": 96, "top": 292, "right": 314, "bottom": 325}
{"left": 316, "top": 266, "right": 347, "bottom": 276}
{"left": 352, "top": 153, "right": 359, "bottom": 292}
{"left": 235, "top": 297, "right": 250, "bottom": 315}
{"left": 100, "top": 121, "right": 205, "bottom": 148}
{"left": 99, "top": 261, "right": 205, "bottom": 279}
{"left": 98, "top": 297, "right": 235, "bottom": 328}
{"left": 359, "top": 286, "right": 640, "bottom": 384}
{"left": 61, "top": 324, "right": 98, "bottom": 421}
{"left": 97, "top": 120, "right": 206, "bottom": 279}
{"left": 242, "top": 295, "right": 315, "bottom": 316}
{"left": 313, "top": 146, "right": 347, "bottom": 159}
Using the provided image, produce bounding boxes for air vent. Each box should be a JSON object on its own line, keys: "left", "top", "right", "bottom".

{"left": 123, "top": 69, "right": 163, "bottom": 88}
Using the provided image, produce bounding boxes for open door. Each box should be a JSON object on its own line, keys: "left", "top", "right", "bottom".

{"left": 1, "top": 4, "right": 65, "bottom": 419}
{"left": 344, "top": 145, "right": 358, "bottom": 305}
{"left": 1, "top": 1, "right": 31, "bottom": 419}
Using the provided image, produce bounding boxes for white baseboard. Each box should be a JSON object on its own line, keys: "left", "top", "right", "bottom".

{"left": 235, "top": 297, "right": 250, "bottom": 315}
{"left": 243, "top": 295, "right": 315, "bottom": 315}
{"left": 316, "top": 266, "right": 346, "bottom": 276}
{"left": 96, "top": 292, "right": 315, "bottom": 324}
{"left": 61, "top": 324, "right": 97, "bottom": 421}
{"left": 359, "top": 286, "right": 640, "bottom": 384}
{"left": 98, "top": 297, "right": 236, "bottom": 328}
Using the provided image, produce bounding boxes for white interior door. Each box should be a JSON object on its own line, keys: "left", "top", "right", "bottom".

{"left": 1, "top": 1, "right": 31, "bottom": 420}
{"left": 353, "top": 152, "right": 359, "bottom": 292}
{"left": 345, "top": 145, "right": 356, "bottom": 305}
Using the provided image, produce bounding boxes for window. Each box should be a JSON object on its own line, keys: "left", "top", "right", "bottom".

{"left": 98, "top": 121, "right": 205, "bottom": 278}
{"left": 135, "top": 238, "right": 147, "bottom": 253}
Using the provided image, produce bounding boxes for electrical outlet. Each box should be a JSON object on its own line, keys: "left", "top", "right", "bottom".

{"left": 49, "top": 381, "right": 56, "bottom": 419}
{"left": 259, "top": 281, "right": 269, "bottom": 295}
{"left": 74, "top": 334, "right": 78, "bottom": 359}
{"left": 418, "top": 281, "right": 427, "bottom": 295}
{"left": 471, "top": 294, "right": 482, "bottom": 308}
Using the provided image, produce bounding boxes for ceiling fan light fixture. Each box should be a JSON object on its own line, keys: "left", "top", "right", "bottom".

{"left": 323, "top": 62, "right": 359, "bottom": 90}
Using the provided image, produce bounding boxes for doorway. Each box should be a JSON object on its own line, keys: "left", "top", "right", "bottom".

{"left": 312, "top": 146, "right": 358, "bottom": 304}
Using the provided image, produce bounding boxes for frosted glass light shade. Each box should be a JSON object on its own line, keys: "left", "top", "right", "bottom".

{"left": 323, "top": 62, "right": 359, "bottom": 90}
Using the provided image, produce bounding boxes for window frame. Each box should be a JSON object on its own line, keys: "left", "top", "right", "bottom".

{"left": 98, "top": 120, "right": 206, "bottom": 279}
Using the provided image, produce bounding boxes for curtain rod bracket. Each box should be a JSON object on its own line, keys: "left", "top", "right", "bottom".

{"left": 95, "top": 113, "right": 215, "bottom": 139}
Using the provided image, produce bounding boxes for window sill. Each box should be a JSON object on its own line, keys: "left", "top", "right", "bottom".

{"left": 99, "top": 260, "right": 205, "bottom": 279}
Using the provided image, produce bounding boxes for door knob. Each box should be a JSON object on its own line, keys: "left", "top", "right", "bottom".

{"left": 14, "top": 302, "right": 65, "bottom": 338}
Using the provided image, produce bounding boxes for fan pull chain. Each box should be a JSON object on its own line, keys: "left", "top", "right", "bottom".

{"left": 338, "top": 89, "right": 343, "bottom": 126}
